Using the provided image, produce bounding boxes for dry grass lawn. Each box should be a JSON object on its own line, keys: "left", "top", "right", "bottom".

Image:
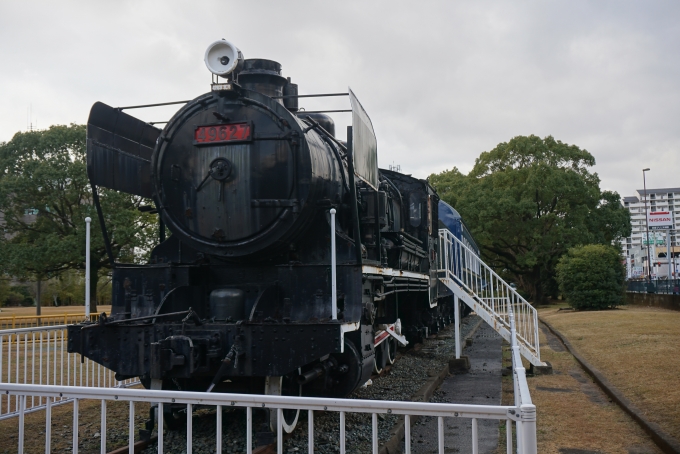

{"left": 0, "top": 306, "right": 111, "bottom": 317}
{"left": 0, "top": 306, "right": 112, "bottom": 329}
{"left": 541, "top": 305, "right": 680, "bottom": 443}
{"left": 498, "top": 315, "right": 664, "bottom": 453}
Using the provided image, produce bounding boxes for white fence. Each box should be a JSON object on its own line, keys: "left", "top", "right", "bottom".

{"left": 438, "top": 228, "right": 542, "bottom": 366}
{"left": 0, "top": 379, "right": 537, "bottom": 454}
{"left": 0, "top": 324, "right": 139, "bottom": 420}
{"left": 0, "top": 305, "right": 537, "bottom": 454}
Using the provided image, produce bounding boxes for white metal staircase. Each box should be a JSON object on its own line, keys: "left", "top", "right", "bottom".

{"left": 437, "top": 229, "right": 545, "bottom": 367}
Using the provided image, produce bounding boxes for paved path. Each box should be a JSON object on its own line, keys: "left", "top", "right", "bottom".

{"left": 410, "top": 322, "right": 503, "bottom": 453}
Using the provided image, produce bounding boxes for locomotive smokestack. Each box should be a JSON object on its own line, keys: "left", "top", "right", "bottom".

{"left": 238, "top": 59, "right": 288, "bottom": 103}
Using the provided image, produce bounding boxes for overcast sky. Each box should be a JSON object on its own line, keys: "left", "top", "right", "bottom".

{"left": 1, "top": 0, "right": 678, "bottom": 197}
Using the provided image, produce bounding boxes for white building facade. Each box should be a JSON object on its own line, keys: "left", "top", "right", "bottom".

{"left": 622, "top": 187, "right": 680, "bottom": 279}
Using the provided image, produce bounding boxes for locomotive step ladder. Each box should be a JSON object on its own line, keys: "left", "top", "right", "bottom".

{"left": 437, "top": 229, "right": 545, "bottom": 367}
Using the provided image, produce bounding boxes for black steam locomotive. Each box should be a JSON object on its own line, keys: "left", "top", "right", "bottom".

{"left": 68, "top": 40, "right": 470, "bottom": 432}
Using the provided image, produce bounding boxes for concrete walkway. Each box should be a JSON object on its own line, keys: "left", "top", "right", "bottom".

{"left": 409, "top": 322, "right": 503, "bottom": 453}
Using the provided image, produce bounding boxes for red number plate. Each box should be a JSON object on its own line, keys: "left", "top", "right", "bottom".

{"left": 194, "top": 123, "right": 252, "bottom": 145}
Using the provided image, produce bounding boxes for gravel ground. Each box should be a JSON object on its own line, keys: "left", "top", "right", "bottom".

{"left": 140, "top": 315, "right": 481, "bottom": 454}
{"left": 0, "top": 397, "right": 151, "bottom": 454}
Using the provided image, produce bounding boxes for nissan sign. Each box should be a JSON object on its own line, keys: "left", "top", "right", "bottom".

{"left": 647, "top": 211, "right": 674, "bottom": 230}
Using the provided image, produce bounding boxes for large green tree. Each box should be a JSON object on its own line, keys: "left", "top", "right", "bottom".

{"left": 430, "top": 135, "right": 631, "bottom": 304}
{"left": 0, "top": 124, "right": 158, "bottom": 313}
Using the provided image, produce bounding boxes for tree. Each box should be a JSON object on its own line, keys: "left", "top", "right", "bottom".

{"left": 0, "top": 125, "right": 158, "bottom": 314}
{"left": 556, "top": 244, "right": 626, "bottom": 309}
{"left": 430, "top": 135, "right": 631, "bottom": 304}
{"left": 0, "top": 276, "right": 16, "bottom": 307}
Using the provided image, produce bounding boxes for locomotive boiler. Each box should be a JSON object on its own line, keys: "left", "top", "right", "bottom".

{"left": 68, "top": 40, "right": 460, "bottom": 432}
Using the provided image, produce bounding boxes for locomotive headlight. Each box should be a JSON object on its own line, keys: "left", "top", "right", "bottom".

{"left": 204, "top": 39, "right": 244, "bottom": 77}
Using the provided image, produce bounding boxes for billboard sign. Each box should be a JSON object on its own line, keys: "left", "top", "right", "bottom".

{"left": 647, "top": 211, "right": 673, "bottom": 230}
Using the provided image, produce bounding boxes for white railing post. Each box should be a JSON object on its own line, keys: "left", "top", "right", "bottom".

{"left": 339, "top": 410, "right": 346, "bottom": 454}
{"left": 534, "top": 311, "right": 540, "bottom": 363}
{"left": 101, "top": 399, "right": 107, "bottom": 454}
{"left": 519, "top": 404, "right": 537, "bottom": 454}
{"left": 372, "top": 412, "right": 378, "bottom": 454}
{"left": 247, "top": 406, "right": 252, "bottom": 454}
{"left": 18, "top": 394, "right": 25, "bottom": 453}
{"left": 330, "top": 209, "right": 337, "bottom": 320}
{"left": 509, "top": 307, "right": 520, "bottom": 409}
{"left": 277, "top": 407, "right": 283, "bottom": 453}
{"left": 73, "top": 398, "right": 79, "bottom": 454}
{"left": 517, "top": 420, "right": 523, "bottom": 454}
{"left": 216, "top": 405, "right": 222, "bottom": 454}
{"left": 454, "top": 295, "right": 461, "bottom": 359}
{"left": 472, "top": 417, "right": 478, "bottom": 454}
{"left": 404, "top": 414, "right": 411, "bottom": 454}
{"left": 85, "top": 217, "right": 91, "bottom": 320}
{"left": 128, "top": 401, "right": 135, "bottom": 454}
{"left": 308, "top": 409, "right": 314, "bottom": 453}
{"left": 158, "top": 402, "right": 164, "bottom": 454}
{"left": 438, "top": 416, "right": 444, "bottom": 453}
{"left": 46, "top": 396, "right": 52, "bottom": 453}
{"left": 187, "top": 403, "right": 193, "bottom": 454}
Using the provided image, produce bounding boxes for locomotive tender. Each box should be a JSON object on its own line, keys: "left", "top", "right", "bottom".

{"left": 68, "top": 40, "right": 477, "bottom": 431}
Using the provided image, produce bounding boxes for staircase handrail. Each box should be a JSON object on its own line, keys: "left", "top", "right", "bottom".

{"left": 437, "top": 228, "right": 541, "bottom": 363}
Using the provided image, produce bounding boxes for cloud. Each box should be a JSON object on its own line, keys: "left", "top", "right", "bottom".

{"left": 1, "top": 0, "right": 678, "bottom": 197}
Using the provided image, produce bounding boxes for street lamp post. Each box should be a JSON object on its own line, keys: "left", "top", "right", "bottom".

{"left": 643, "top": 169, "right": 652, "bottom": 282}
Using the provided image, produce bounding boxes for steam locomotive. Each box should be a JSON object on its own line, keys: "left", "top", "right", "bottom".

{"left": 68, "top": 40, "right": 480, "bottom": 432}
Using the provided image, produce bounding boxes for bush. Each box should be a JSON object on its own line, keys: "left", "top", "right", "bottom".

{"left": 556, "top": 244, "right": 626, "bottom": 310}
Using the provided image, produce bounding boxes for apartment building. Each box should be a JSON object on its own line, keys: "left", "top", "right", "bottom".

{"left": 622, "top": 187, "right": 680, "bottom": 278}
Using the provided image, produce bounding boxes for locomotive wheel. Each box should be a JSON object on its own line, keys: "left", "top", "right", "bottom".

{"left": 324, "top": 340, "right": 364, "bottom": 398}
{"left": 265, "top": 372, "right": 301, "bottom": 433}
{"left": 373, "top": 342, "right": 387, "bottom": 374}
{"left": 386, "top": 338, "right": 398, "bottom": 365}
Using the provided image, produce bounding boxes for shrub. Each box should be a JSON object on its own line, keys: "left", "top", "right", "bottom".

{"left": 556, "top": 244, "right": 626, "bottom": 310}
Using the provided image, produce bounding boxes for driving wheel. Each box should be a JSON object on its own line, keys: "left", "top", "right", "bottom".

{"left": 265, "top": 371, "right": 301, "bottom": 433}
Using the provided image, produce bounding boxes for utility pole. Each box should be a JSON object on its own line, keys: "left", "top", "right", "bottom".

{"left": 642, "top": 169, "right": 652, "bottom": 282}
{"left": 666, "top": 228, "right": 672, "bottom": 280}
